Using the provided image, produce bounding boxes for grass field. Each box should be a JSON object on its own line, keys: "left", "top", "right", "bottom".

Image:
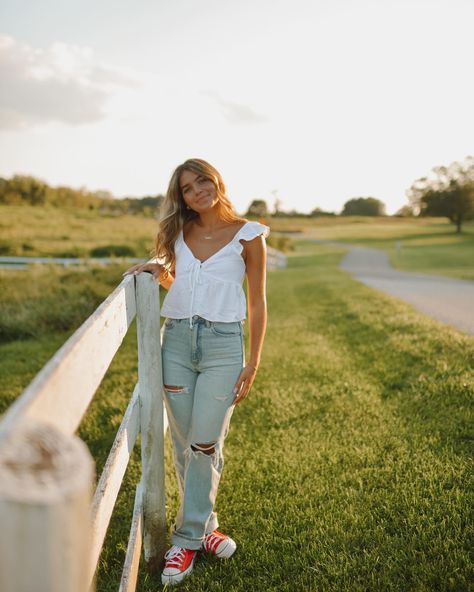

{"left": 0, "top": 205, "right": 157, "bottom": 258}
{"left": 1, "top": 205, "right": 473, "bottom": 279}
{"left": 288, "top": 217, "right": 474, "bottom": 281}
{"left": 0, "top": 239, "right": 473, "bottom": 591}
{"left": 0, "top": 206, "right": 474, "bottom": 280}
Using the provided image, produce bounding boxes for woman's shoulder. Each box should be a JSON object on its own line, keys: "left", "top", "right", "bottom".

{"left": 236, "top": 220, "right": 270, "bottom": 241}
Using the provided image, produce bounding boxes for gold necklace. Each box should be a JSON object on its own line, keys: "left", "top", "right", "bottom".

{"left": 200, "top": 228, "right": 216, "bottom": 240}
{"left": 196, "top": 222, "right": 222, "bottom": 240}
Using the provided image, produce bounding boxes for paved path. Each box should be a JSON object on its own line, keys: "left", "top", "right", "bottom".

{"left": 340, "top": 247, "right": 474, "bottom": 336}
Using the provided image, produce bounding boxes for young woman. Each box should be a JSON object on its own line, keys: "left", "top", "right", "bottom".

{"left": 124, "top": 158, "right": 268, "bottom": 586}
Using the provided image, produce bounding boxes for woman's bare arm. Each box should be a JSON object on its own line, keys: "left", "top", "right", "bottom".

{"left": 233, "top": 235, "right": 267, "bottom": 405}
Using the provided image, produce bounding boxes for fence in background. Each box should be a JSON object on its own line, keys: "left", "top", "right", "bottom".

{"left": 267, "top": 245, "right": 287, "bottom": 270}
{"left": 0, "top": 247, "right": 287, "bottom": 271}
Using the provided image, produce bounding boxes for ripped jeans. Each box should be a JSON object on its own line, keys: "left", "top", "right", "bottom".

{"left": 161, "top": 315, "right": 244, "bottom": 550}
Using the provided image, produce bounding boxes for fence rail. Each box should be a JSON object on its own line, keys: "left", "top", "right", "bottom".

{"left": 0, "top": 248, "right": 287, "bottom": 592}
{"left": 0, "top": 273, "right": 165, "bottom": 592}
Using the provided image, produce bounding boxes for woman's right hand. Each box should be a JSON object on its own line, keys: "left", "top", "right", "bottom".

{"left": 122, "top": 262, "right": 162, "bottom": 279}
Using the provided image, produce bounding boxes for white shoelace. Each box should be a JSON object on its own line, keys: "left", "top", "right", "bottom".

{"left": 165, "top": 545, "right": 186, "bottom": 566}
{"left": 205, "top": 532, "right": 223, "bottom": 552}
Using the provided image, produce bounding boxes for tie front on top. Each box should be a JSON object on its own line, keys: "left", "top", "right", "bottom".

{"left": 161, "top": 221, "right": 270, "bottom": 326}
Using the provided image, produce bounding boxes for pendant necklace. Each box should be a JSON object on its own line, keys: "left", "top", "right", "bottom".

{"left": 198, "top": 223, "right": 217, "bottom": 239}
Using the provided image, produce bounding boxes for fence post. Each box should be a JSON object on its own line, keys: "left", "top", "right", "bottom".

{"left": 0, "top": 419, "right": 95, "bottom": 592}
{"left": 135, "top": 273, "right": 166, "bottom": 573}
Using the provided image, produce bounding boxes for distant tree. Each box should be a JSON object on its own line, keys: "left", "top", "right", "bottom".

{"left": 284, "top": 209, "right": 305, "bottom": 217}
{"left": 93, "top": 190, "right": 114, "bottom": 201}
{"left": 394, "top": 205, "right": 415, "bottom": 217}
{"left": 0, "top": 173, "right": 166, "bottom": 215}
{"left": 245, "top": 199, "right": 268, "bottom": 217}
{"left": 121, "top": 195, "right": 164, "bottom": 216}
{"left": 0, "top": 175, "right": 48, "bottom": 205}
{"left": 407, "top": 156, "right": 474, "bottom": 233}
{"left": 341, "top": 197, "right": 386, "bottom": 216}
{"left": 273, "top": 197, "right": 283, "bottom": 216}
{"left": 52, "top": 186, "right": 96, "bottom": 209}
{"left": 310, "top": 207, "right": 336, "bottom": 218}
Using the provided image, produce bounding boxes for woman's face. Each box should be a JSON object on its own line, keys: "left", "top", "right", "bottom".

{"left": 179, "top": 169, "right": 218, "bottom": 213}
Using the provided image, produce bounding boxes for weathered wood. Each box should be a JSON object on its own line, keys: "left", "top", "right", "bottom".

{"left": 0, "top": 277, "right": 136, "bottom": 444}
{"left": 118, "top": 481, "right": 144, "bottom": 592}
{"left": 135, "top": 273, "right": 166, "bottom": 573}
{"left": 0, "top": 419, "right": 95, "bottom": 592}
{"left": 0, "top": 268, "right": 174, "bottom": 589}
{"left": 89, "top": 385, "right": 141, "bottom": 585}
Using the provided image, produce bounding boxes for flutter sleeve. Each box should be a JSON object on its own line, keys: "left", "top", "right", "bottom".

{"left": 239, "top": 221, "right": 270, "bottom": 240}
{"left": 231, "top": 221, "right": 270, "bottom": 256}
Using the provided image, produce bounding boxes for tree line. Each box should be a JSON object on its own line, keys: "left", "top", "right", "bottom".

{"left": 247, "top": 155, "right": 474, "bottom": 232}
{"left": 2, "top": 155, "right": 474, "bottom": 232}
{"left": 246, "top": 197, "right": 386, "bottom": 218}
{"left": 0, "top": 175, "right": 164, "bottom": 216}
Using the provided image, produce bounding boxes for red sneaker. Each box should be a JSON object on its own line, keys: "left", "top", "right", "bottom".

{"left": 203, "top": 529, "right": 237, "bottom": 559}
{"left": 161, "top": 545, "right": 197, "bottom": 586}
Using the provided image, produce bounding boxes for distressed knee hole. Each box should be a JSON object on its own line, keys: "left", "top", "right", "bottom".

{"left": 164, "top": 384, "right": 186, "bottom": 393}
{"left": 191, "top": 442, "right": 216, "bottom": 455}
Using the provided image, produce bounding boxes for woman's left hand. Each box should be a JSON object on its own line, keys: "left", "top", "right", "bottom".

{"left": 232, "top": 364, "right": 258, "bottom": 405}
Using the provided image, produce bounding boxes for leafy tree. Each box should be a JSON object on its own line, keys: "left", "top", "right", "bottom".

{"left": 407, "top": 156, "right": 474, "bottom": 233}
{"left": 341, "top": 197, "right": 386, "bottom": 216}
{"left": 0, "top": 175, "right": 48, "bottom": 205}
{"left": 0, "top": 173, "right": 165, "bottom": 215}
{"left": 245, "top": 199, "right": 268, "bottom": 217}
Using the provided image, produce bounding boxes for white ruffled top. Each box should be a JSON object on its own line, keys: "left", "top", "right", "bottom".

{"left": 161, "top": 221, "right": 270, "bottom": 326}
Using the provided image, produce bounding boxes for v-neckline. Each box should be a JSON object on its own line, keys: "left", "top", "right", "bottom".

{"left": 181, "top": 221, "right": 249, "bottom": 264}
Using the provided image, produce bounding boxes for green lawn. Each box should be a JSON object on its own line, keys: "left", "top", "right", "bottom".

{"left": 292, "top": 217, "right": 474, "bottom": 281}
{"left": 1, "top": 242, "right": 473, "bottom": 591}
{"left": 0, "top": 205, "right": 157, "bottom": 258}
{"left": 2, "top": 206, "right": 472, "bottom": 280}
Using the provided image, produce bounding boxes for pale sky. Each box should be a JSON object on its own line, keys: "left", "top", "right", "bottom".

{"left": 1, "top": 0, "right": 473, "bottom": 214}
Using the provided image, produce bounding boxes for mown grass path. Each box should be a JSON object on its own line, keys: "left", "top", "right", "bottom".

{"left": 300, "top": 218, "right": 474, "bottom": 281}
{"left": 340, "top": 245, "right": 474, "bottom": 336}
{"left": 1, "top": 243, "right": 473, "bottom": 591}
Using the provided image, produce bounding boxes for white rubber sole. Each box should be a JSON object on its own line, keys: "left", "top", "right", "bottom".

{"left": 214, "top": 538, "right": 237, "bottom": 559}
{"left": 161, "top": 556, "right": 196, "bottom": 586}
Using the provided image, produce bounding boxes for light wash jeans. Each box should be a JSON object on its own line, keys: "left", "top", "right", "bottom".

{"left": 161, "top": 315, "right": 244, "bottom": 550}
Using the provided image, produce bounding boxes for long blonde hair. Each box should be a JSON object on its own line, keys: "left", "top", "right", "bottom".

{"left": 155, "top": 159, "right": 245, "bottom": 269}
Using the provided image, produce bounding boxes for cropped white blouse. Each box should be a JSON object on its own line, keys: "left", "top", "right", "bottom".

{"left": 161, "top": 221, "right": 270, "bottom": 326}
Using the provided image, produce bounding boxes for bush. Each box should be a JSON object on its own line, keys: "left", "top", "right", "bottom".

{"left": 56, "top": 248, "right": 88, "bottom": 258}
{"left": 90, "top": 245, "right": 137, "bottom": 257}
{"left": 0, "top": 242, "right": 11, "bottom": 255}
{"left": 267, "top": 235, "right": 294, "bottom": 252}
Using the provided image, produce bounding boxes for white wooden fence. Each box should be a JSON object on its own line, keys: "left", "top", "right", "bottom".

{"left": 0, "top": 273, "right": 166, "bottom": 592}
{"left": 0, "top": 247, "right": 287, "bottom": 592}
{"left": 267, "top": 245, "right": 287, "bottom": 270}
